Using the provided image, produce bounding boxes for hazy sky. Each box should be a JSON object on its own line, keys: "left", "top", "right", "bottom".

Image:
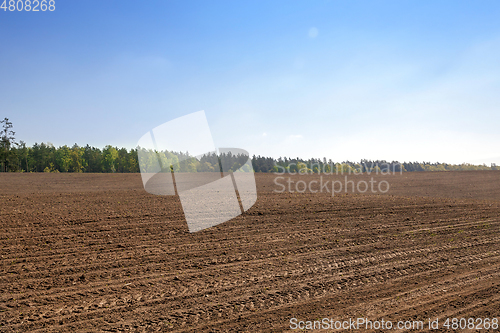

{"left": 1, "top": 1, "right": 500, "bottom": 164}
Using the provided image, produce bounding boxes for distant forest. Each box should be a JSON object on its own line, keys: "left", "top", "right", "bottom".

{"left": 1, "top": 142, "right": 498, "bottom": 174}
{"left": 1, "top": 118, "right": 498, "bottom": 173}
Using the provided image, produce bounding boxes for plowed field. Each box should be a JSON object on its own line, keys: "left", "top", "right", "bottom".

{"left": 1, "top": 172, "right": 499, "bottom": 332}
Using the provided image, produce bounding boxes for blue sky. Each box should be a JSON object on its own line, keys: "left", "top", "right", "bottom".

{"left": 1, "top": 0, "right": 500, "bottom": 164}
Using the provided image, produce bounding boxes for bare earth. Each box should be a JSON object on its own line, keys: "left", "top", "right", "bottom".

{"left": 1, "top": 171, "right": 499, "bottom": 332}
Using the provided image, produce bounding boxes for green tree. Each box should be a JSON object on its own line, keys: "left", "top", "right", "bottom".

{"left": 18, "top": 141, "right": 30, "bottom": 172}
{"left": 127, "top": 149, "right": 139, "bottom": 172}
{"left": 55, "top": 145, "right": 72, "bottom": 172}
{"left": 0, "top": 118, "right": 17, "bottom": 172}
{"left": 68, "top": 144, "right": 85, "bottom": 172}
{"left": 83, "top": 145, "right": 103, "bottom": 173}
{"left": 115, "top": 147, "right": 129, "bottom": 173}
{"left": 103, "top": 145, "right": 119, "bottom": 172}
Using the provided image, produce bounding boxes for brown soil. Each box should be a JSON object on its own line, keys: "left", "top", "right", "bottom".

{"left": 1, "top": 171, "right": 499, "bottom": 332}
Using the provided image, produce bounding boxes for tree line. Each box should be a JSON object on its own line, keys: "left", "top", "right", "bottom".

{"left": 259, "top": 157, "right": 498, "bottom": 173}
{"left": 1, "top": 118, "right": 498, "bottom": 173}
